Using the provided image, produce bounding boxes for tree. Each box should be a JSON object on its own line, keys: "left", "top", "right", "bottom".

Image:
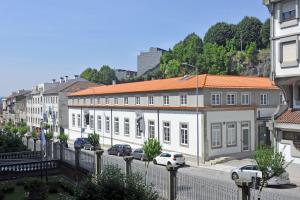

{"left": 45, "top": 132, "right": 53, "bottom": 141}
{"left": 204, "top": 22, "right": 236, "bottom": 46}
{"left": 254, "top": 145, "right": 290, "bottom": 191}
{"left": 245, "top": 42, "right": 258, "bottom": 67}
{"left": 261, "top": 18, "right": 270, "bottom": 48}
{"left": 143, "top": 138, "right": 162, "bottom": 168}
{"left": 76, "top": 165, "right": 159, "bottom": 200}
{"left": 98, "top": 65, "right": 116, "bottom": 85}
{"left": 88, "top": 132, "right": 100, "bottom": 149}
{"left": 160, "top": 59, "right": 181, "bottom": 78}
{"left": 18, "top": 126, "right": 28, "bottom": 136}
{"left": 58, "top": 131, "right": 68, "bottom": 144}
{"left": 81, "top": 68, "right": 99, "bottom": 82}
{"left": 236, "top": 16, "right": 263, "bottom": 50}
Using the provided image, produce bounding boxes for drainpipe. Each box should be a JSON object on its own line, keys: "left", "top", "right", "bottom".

{"left": 110, "top": 108, "right": 113, "bottom": 147}
{"left": 80, "top": 107, "right": 83, "bottom": 138}
{"left": 157, "top": 109, "right": 160, "bottom": 142}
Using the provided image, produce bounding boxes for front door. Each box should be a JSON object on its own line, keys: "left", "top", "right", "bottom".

{"left": 242, "top": 122, "right": 250, "bottom": 151}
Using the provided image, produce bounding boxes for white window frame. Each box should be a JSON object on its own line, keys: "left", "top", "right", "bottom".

{"left": 124, "top": 97, "right": 129, "bottom": 105}
{"left": 105, "top": 97, "right": 109, "bottom": 105}
{"left": 180, "top": 123, "right": 189, "bottom": 146}
{"left": 114, "top": 117, "right": 119, "bottom": 134}
{"left": 163, "top": 95, "right": 170, "bottom": 105}
{"left": 97, "top": 116, "right": 102, "bottom": 131}
{"left": 114, "top": 97, "right": 118, "bottom": 105}
{"left": 226, "top": 122, "right": 237, "bottom": 147}
{"left": 72, "top": 114, "right": 75, "bottom": 127}
{"left": 180, "top": 94, "right": 188, "bottom": 106}
{"left": 211, "top": 93, "right": 221, "bottom": 105}
{"left": 211, "top": 123, "right": 222, "bottom": 148}
{"left": 124, "top": 118, "right": 130, "bottom": 136}
{"left": 148, "top": 120, "right": 155, "bottom": 138}
{"left": 135, "top": 96, "right": 140, "bottom": 105}
{"left": 90, "top": 115, "right": 94, "bottom": 130}
{"left": 163, "top": 121, "right": 171, "bottom": 143}
{"left": 260, "top": 93, "right": 268, "bottom": 105}
{"left": 279, "top": 36, "right": 299, "bottom": 68}
{"left": 241, "top": 93, "right": 250, "bottom": 105}
{"left": 148, "top": 96, "right": 154, "bottom": 105}
{"left": 105, "top": 117, "right": 110, "bottom": 133}
{"left": 77, "top": 114, "right": 81, "bottom": 128}
{"left": 226, "top": 93, "right": 236, "bottom": 105}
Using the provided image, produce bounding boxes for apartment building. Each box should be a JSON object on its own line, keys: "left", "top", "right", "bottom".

{"left": 115, "top": 69, "right": 137, "bottom": 81}
{"left": 264, "top": 0, "right": 300, "bottom": 164}
{"left": 137, "top": 47, "right": 165, "bottom": 76}
{"left": 2, "top": 90, "right": 31, "bottom": 125}
{"left": 68, "top": 74, "right": 280, "bottom": 162}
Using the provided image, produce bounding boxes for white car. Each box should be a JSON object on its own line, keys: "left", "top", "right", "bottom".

{"left": 153, "top": 152, "right": 185, "bottom": 167}
{"left": 230, "top": 165, "right": 290, "bottom": 186}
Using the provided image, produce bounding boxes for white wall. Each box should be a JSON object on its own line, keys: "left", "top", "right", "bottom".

{"left": 279, "top": 142, "right": 300, "bottom": 164}
{"left": 206, "top": 110, "right": 256, "bottom": 158}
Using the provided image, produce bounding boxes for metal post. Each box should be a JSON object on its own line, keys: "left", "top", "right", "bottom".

{"left": 196, "top": 66, "right": 199, "bottom": 166}
{"left": 95, "top": 149, "right": 104, "bottom": 175}
{"left": 166, "top": 164, "right": 178, "bottom": 200}
{"left": 33, "top": 139, "right": 37, "bottom": 152}
{"left": 75, "top": 146, "right": 81, "bottom": 183}
{"left": 123, "top": 156, "right": 134, "bottom": 176}
{"left": 60, "top": 143, "right": 64, "bottom": 161}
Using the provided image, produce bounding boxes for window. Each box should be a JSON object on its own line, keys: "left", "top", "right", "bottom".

{"left": 180, "top": 123, "right": 188, "bottom": 145}
{"left": 97, "top": 97, "right": 100, "bottom": 104}
{"left": 180, "top": 95, "right": 187, "bottom": 106}
{"left": 83, "top": 98, "right": 86, "bottom": 104}
{"left": 124, "top": 97, "right": 129, "bottom": 105}
{"left": 281, "top": 41, "right": 297, "bottom": 64}
{"left": 105, "top": 117, "right": 110, "bottom": 133}
{"left": 148, "top": 96, "right": 154, "bottom": 105}
{"left": 97, "top": 116, "right": 102, "bottom": 131}
{"left": 211, "top": 93, "right": 221, "bottom": 105}
{"left": 124, "top": 118, "right": 130, "bottom": 136}
{"left": 114, "top": 97, "right": 118, "bottom": 105}
{"left": 260, "top": 94, "right": 268, "bottom": 105}
{"left": 280, "top": 94, "right": 285, "bottom": 105}
{"left": 90, "top": 115, "right": 94, "bottom": 130}
{"left": 90, "top": 98, "right": 94, "bottom": 104}
{"left": 282, "top": 9, "right": 296, "bottom": 21}
{"left": 163, "top": 122, "right": 170, "bottom": 142}
{"left": 77, "top": 114, "right": 81, "bottom": 128}
{"left": 105, "top": 97, "right": 109, "bottom": 105}
{"left": 241, "top": 93, "right": 250, "bottom": 105}
{"left": 135, "top": 97, "right": 140, "bottom": 105}
{"left": 148, "top": 121, "right": 155, "bottom": 138}
{"left": 226, "top": 122, "right": 237, "bottom": 146}
{"left": 226, "top": 93, "right": 236, "bottom": 105}
{"left": 163, "top": 96, "right": 169, "bottom": 105}
{"left": 72, "top": 114, "right": 75, "bottom": 127}
{"left": 211, "top": 123, "right": 222, "bottom": 148}
{"left": 114, "top": 117, "right": 119, "bottom": 134}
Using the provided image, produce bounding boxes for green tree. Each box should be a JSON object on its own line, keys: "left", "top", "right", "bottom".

{"left": 236, "top": 16, "right": 263, "bottom": 50}
{"left": 88, "top": 132, "right": 100, "bottom": 149}
{"left": 58, "top": 131, "right": 69, "bottom": 144}
{"left": 261, "top": 18, "right": 270, "bottom": 48}
{"left": 245, "top": 42, "right": 258, "bottom": 68}
{"left": 18, "top": 126, "right": 28, "bottom": 136}
{"left": 204, "top": 22, "right": 236, "bottom": 46}
{"left": 254, "top": 145, "right": 290, "bottom": 191}
{"left": 160, "top": 59, "right": 181, "bottom": 78}
{"left": 98, "top": 65, "right": 117, "bottom": 85}
{"left": 45, "top": 132, "right": 53, "bottom": 141}
{"left": 80, "top": 68, "right": 99, "bottom": 82}
{"left": 143, "top": 138, "right": 162, "bottom": 168}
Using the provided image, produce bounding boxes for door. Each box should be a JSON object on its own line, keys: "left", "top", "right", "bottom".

{"left": 242, "top": 122, "right": 250, "bottom": 151}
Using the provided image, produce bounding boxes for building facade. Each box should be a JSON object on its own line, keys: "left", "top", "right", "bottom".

{"left": 264, "top": 0, "right": 300, "bottom": 164}
{"left": 115, "top": 69, "right": 137, "bottom": 81}
{"left": 68, "top": 75, "right": 280, "bottom": 162}
{"left": 137, "top": 47, "right": 165, "bottom": 76}
{"left": 2, "top": 90, "right": 31, "bottom": 125}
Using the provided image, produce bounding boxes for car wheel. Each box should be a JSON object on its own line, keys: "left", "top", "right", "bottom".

{"left": 232, "top": 172, "right": 239, "bottom": 181}
{"left": 153, "top": 159, "right": 157, "bottom": 165}
{"left": 117, "top": 152, "right": 120, "bottom": 157}
{"left": 167, "top": 161, "right": 172, "bottom": 166}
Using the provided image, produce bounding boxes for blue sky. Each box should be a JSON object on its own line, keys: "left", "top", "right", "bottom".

{"left": 0, "top": 0, "right": 269, "bottom": 96}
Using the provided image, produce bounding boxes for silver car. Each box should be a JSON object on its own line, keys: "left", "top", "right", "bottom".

{"left": 132, "top": 148, "right": 147, "bottom": 161}
{"left": 230, "top": 165, "right": 290, "bottom": 186}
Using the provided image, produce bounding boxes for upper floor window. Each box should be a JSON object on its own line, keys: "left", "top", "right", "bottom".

{"left": 260, "top": 94, "right": 268, "bottom": 105}
{"left": 83, "top": 98, "right": 86, "bottom": 104}
{"left": 163, "top": 96, "right": 169, "bottom": 105}
{"left": 241, "top": 93, "right": 250, "bottom": 105}
{"left": 281, "top": 0, "right": 296, "bottom": 22}
{"left": 114, "top": 97, "right": 118, "bottom": 105}
{"left": 226, "top": 93, "right": 236, "bottom": 105}
{"left": 282, "top": 10, "right": 296, "bottom": 22}
{"left": 211, "top": 93, "right": 221, "bottom": 105}
{"left": 105, "top": 97, "right": 109, "bottom": 105}
{"left": 180, "top": 95, "right": 187, "bottom": 106}
{"left": 280, "top": 41, "right": 297, "bottom": 65}
{"left": 135, "top": 96, "right": 140, "bottom": 105}
{"left": 148, "top": 96, "right": 154, "bottom": 105}
{"left": 124, "top": 97, "right": 129, "bottom": 105}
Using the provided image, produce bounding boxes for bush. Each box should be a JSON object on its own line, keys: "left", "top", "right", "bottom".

{"left": 16, "top": 179, "right": 26, "bottom": 186}
{"left": 0, "top": 181, "right": 15, "bottom": 193}
{"left": 24, "top": 178, "right": 48, "bottom": 200}
{"left": 59, "top": 179, "right": 75, "bottom": 196}
{"left": 47, "top": 180, "right": 59, "bottom": 193}
{"left": 0, "top": 190, "right": 4, "bottom": 200}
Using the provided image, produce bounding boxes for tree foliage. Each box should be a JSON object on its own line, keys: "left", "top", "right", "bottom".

{"left": 261, "top": 18, "right": 270, "bottom": 48}
{"left": 204, "top": 22, "right": 236, "bottom": 46}
{"left": 88, "top": 132, "right": 100, "bottom": 148}
{"left": 143, "top": 138, "right": 162, "bottom": 167}
{"left": 80, "top": 65, "right": 116, "bottom": 85}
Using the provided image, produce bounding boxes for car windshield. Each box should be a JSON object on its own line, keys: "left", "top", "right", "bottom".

{"left": 124, "top": 145, "right": 131, "bottom": 149}
{"left": 174, "top": 154, "right": 183, "bottom": 158}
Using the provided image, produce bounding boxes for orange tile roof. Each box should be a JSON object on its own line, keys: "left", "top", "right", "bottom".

{"left": 276, "top": 109, "right": 300, "bottom": 124}
{"left": 69, "top": 74, "right": 278, "bottom": 97}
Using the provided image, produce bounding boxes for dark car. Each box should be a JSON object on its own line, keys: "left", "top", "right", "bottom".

{"left": 108, "top": 144, "right": 132, "bottom": 156}
{"left": 74, "top": 138, "right": 89, "bottom": 149}
{"left": 132, "top": 148, "right": 147, "bottom": 161}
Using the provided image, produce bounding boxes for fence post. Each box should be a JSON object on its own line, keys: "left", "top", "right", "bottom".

{"left": 235, "top": 180, "right": 251, "bottom": 200}
{"left": 166, "top": 164, "right": 178, "bottom": 200}
{"left": 33, "top": 139, "right": 37, "bottom": 152}
{"left": 123, "top": 156, "right": 134, "bottom": 176}
{"left": 59, "top": 143, "right": 64, "bottom": 162}
{"left": 95, "top": 149, "right": 104, "bottom": 175}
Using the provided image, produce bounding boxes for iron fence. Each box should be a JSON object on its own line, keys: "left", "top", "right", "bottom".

{"left": 250, "top": 188, "right": 300, "bottom": 200}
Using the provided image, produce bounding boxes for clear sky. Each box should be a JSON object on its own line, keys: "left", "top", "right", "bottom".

{"left": 0, "top": 0, "right": 269, "bottom": 96}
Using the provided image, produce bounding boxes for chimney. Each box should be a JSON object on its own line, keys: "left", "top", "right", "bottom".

{"left": 60, "top": 77, "right": 64, "bottom": 83}
{"left": 74, "top": 75, "right": 79, "bottom": 79}
{"left": 65, "top": 76, "right": 69, "bottom": 82}
{"left": 52, "top": 79, "right": 56, "bottom": 83}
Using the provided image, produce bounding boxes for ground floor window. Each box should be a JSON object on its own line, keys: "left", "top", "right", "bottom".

{"left": 226, "top": 122, "right": 237, "bottom": 146}
{"left": 211, "top": 123, "right": 222, "bottom": 148}
{"left": 163, "top": 122, "right": 170, "bottom": 143}
{"left": 105, "top": 117, "right": 110, "bottom": 133}
{"left": 97, "top": 116, "right": 101, "bottom": 131}
{"left": 77, "top": 114, "right": 81, "bottom": 128}
{"left": 114, "top": 117, "right": 119, "bottom": 134}
{"left": 148, "top": 120, "right": 155, "bottom": 138}
{"left": 124, "top": 118, "right": 130, "bottom": 136}
{"left": 90, "top": 115, "right": 94, "bottom": 130}
{"left": 180, "top": 123, "right": 188, "bottom": 146}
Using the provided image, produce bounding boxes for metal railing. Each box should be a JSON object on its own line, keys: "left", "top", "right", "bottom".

{"left": 0, "top": 160, "right": 58, "bottom": 174}
{"left": 0, "top": 151, "right": 41, "bottom": 160}
{"left": 250, "top": 188, "right": 300, "bottom": 200}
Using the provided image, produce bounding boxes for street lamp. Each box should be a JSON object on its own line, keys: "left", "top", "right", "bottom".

{"left": 181, "top": 63, "right": 200, "bottom": 166}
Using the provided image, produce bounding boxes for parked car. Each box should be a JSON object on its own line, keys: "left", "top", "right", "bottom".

{"left": 74, "top": 138, "right": 89, "bottom": 149}
{"left": 153, "top": 152, "right": 185, "bottom": 167}
{"left": 230, "top": 165, "right": 290, "bottom": 186}
{"left": 132, "top": 148, "right": 148, "bottom": 161}
{"left": 107, "top": 144, "right": 132, "bottom": 156}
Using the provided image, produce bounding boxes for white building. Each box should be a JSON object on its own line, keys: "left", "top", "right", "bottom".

{"left": 264, "top": 0, "right": 300, "bottom": 164}
{"left": 68, "top": 74, "right": 280, "bottom": 163}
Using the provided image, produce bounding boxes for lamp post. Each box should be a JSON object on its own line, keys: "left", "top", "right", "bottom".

{"left": 181, "top": 63, "right": 200, "bottom": 166}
